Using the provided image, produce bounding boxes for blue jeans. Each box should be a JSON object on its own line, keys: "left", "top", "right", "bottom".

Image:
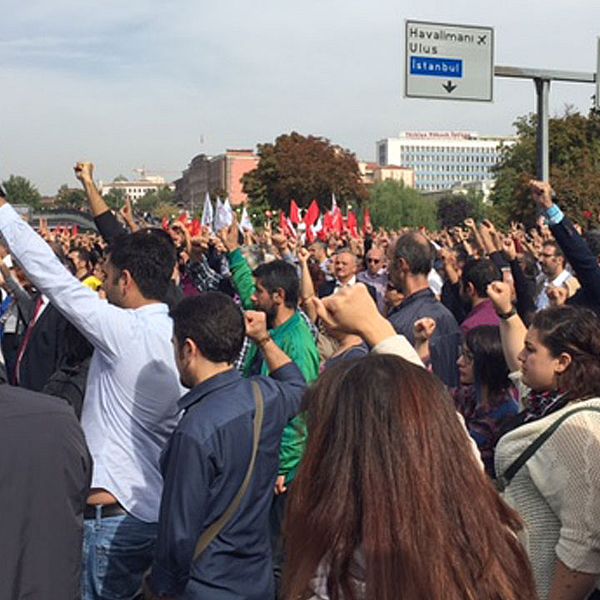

{"left": 82, "top": 507, "right": 157, "bottom": 600}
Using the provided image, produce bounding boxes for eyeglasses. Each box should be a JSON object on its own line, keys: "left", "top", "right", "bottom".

{"left": 367, "top": 258, "right": 382, "bottom": 264}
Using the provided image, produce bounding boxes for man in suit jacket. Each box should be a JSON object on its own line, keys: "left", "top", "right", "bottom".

{"left": 317, "top": 248, "right": 378, "bottom": 302}
{"left": 0, "top": 384, "right": 92, "bottom": 599}
{"left": 13, "top": 293, "right": 70, "bottom": 392}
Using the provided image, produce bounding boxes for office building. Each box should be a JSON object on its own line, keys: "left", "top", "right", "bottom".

{"left": 376, "top": 131, "right": 514, "bottom": 192}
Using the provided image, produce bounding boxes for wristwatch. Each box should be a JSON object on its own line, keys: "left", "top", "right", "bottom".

{"left": 497, "top": 307, "right": 517, "bottom": 320}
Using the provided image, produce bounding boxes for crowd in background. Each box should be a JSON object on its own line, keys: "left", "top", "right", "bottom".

{"left": 1, "top": 163, "right": 600, "bottom": 600}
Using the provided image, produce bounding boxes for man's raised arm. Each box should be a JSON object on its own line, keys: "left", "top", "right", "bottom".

{"left": 0, "top": 195, "right": 126, "bottom": 358}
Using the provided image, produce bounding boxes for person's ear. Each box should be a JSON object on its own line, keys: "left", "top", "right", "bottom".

{"left": 396, "top": 257, "right": 410, "bottom": 272}
{"left": 554, "top": 352, "right": 573, "bottom": 375}
{"left": 272, "top": 288, "right": 285, "bottom": 305}
{"left": 118, "top": 269, "right": 133, "bottom": 294}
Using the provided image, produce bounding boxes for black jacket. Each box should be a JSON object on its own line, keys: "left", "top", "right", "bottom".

{"left": 17, "top": 301, "right": 70, "bottom": 392}
{"left": 0, "top": 385, "right": 91, "bottom": 599}
{"left": 318, "top": 280, "right": 378, "bottom": 303}
{"left": 550, "top": 216, "right": 600, "bottom": 314}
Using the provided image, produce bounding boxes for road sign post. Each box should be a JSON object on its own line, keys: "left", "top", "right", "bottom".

{"left": 405, "top": 20, "right": 494, "bottom": 102}
{"left": 596, "top": 37, "right": 600, "bottom": 110}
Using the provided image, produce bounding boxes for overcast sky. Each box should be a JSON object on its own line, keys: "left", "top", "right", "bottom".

{"left": 1, "top": 0, "right": 598, "bottom": 195}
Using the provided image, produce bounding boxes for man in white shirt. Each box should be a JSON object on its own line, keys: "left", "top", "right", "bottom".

{"left": 0, "top": 164, "right": 184, "bottom": 600}
{"left": 536, "top": 241, "right": 572, "bottom": 310}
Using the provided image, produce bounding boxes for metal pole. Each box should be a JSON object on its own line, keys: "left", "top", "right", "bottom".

{"left": 534, "top": 78, "right": 551, "bottom": 182}
{"left": 596, "top": 38, "right": 600, "bottom": 110}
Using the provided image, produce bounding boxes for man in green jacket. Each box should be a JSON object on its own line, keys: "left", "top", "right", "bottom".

{"left": 220, "top": 223, "right": 319, "bottom": 594}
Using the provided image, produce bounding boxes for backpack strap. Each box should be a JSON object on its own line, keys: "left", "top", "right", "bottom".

{"left": 193, "top": 380, "right": 265, "bottom": 561}
{"left": 496, "top": 406, "right": 600, "bottom": 492}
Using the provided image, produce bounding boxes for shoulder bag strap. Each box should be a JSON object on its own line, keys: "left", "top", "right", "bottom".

{"left": 193, "top": 380, "right": 265, "bottom": 561}
{"left": 496, "top": 406, "right": 600, "bottom": 492}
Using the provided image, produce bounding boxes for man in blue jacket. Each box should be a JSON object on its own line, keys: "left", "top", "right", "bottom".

{"left": 145, "top": 293, "right": 306, "bottom": 599}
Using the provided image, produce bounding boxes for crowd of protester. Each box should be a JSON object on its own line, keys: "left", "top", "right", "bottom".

{"left": 1, "top": 162, "right": 600, "bottom": 600}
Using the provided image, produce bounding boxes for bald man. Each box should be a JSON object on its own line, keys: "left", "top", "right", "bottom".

{"left": 357, "top": 246, "right": 388, "bottom": 313}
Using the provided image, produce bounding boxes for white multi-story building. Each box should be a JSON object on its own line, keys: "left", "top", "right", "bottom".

{"left": 376, "top": 131, "right": 514, "bottom": 192}
{"left": 100, "top": 176, "right": 174, "bottom": 203}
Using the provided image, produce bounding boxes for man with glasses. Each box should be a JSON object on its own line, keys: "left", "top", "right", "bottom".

{"left": 358, "top": 246, "right": 388, "bottom": 313}
{"left": 536, "top": 241, "right": 572, "bottom": 310}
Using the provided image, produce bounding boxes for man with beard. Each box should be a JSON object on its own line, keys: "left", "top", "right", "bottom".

{"left": 535, "top": 240, "right": 573, "bottom": 310}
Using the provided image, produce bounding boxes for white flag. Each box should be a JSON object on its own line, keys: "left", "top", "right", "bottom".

{"left": 240, "top": 206, "right": 254, "bottom": 232}
{"left": 201, "top": 192, "right": 214, "bottom": 230}
{"left": 223, "top": 199, "right": 234, "bottom": 227}
{"left": 214, "top": 197, "right": 234, "bottom": 231}
{"left": 331, "top": 192, "right": 338, "bottom": 212}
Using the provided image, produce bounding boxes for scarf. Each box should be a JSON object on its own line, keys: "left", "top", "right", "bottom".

{"left": 522, "top": 389, "right": 568, "bottom": 423}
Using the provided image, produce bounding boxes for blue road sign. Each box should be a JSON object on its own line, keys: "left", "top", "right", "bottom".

{"left": 410, "top": 57, "right": 463, "bottom": 78}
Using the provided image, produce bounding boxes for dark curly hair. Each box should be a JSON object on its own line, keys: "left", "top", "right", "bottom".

{"left": 531, "top": 305, "right": 600, "bottom": 401}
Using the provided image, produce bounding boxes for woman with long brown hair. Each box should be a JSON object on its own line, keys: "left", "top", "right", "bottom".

{"left": 282, "top": 353, "right": 536, "bottom": 600}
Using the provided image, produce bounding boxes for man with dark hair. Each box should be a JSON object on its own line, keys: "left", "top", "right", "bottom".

{"left": 144, "top": 295, "right": 305, "bottom": 599}
{"left": 0, "top": 166, "right": 184, "bottom": 600}
{"left": 536, "top": 240, "right": 572, "bottom": 310}
{"left": 69, "top": 247, "right": 92, "bottom": 280}
{"left": 387, "top": 231, "right": 461, "bottom": 387}
{"left": 459, "top": 258, "right": 502, "bottom": 334}
{"left": 252, "top": 260, "right": 300, "bottom": 326}
{"left": 220, "top": 223, "right": 319, "bottom": 594}
{"left": 308, "top": 240, "right": 331, "bottom": 278}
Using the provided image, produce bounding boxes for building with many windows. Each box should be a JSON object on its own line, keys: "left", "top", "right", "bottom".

{"left": 99, "top": 176, "right": 173, "bottom": 203}
{"left": 175, "top": 149, "right": 258, "bottom": 210}
{"left": 376, "top": 131, "right": 514, "bottom": 192}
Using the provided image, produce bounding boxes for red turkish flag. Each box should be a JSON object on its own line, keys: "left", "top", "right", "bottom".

{"left": 189, "top": 219, "right": 202, "bottom": 237}
{"left": 347, "top": 210, "right": 359, "bottom": 238}
{"left": 279, "top": 211, "right": 296, "bottom": 238}
{"left": 303, "top": 200, "right": 320, "bottom": 228}
{"left": 362, "top": 208, "right": 372, "bottom": 234}
{"left": 289, "top": 200, "right": 301, "bottom": 225}
{"left": 332, "top": 207, "right": 344, "bottom": 233}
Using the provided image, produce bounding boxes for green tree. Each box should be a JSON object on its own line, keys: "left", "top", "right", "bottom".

{"left": 2, "top": 175, "right": 42, "bottom": 208}
{"left": 136, "top": 187, "right": 175, "bottom": 214}
{"left": 103, "top": 188, "right": 127, "bottom": 210}
{"left": 55, "top": 184, "right": 88, "bottom": 209}
{"left": 491, "top": 107, "right": 600, "bottom": 224}
{"left": 242, "top": 131, "right": 368, "bottom": 212}
{"left": 153, "top": 203, "right": 179, "bottom": 220}
{"left": 437, "top": 190, "right": 486, "bottom": 228}
{"left": 368, "top": 180, "right": 437, "bottom": 230}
